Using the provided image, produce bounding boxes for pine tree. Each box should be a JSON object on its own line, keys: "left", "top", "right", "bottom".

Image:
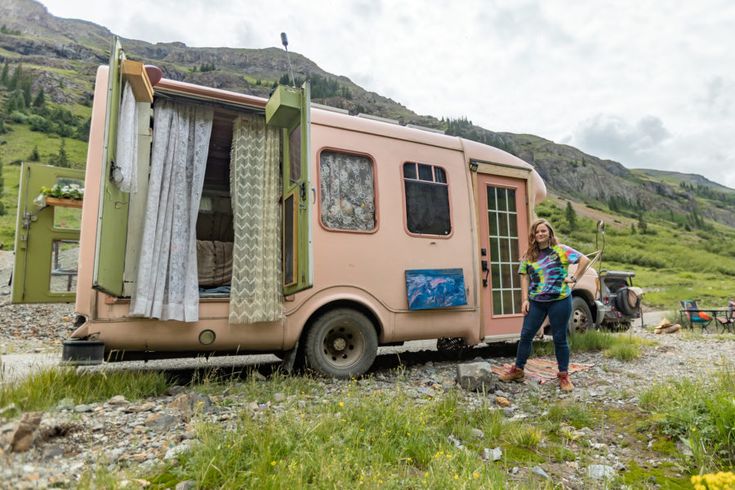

{"left": 8, "top": 63, "right": 22, "bottom": 91}
{"left": 32, "top": 89, "right": 45, "bottom": 109}
{"left": 0, "top": 156, "right": 5, "bottom": 216}
{"left": 637, "top": 211, "right": 647, "bottom": 234}
{"left": 29, "top": 145, "right": 40, "bottom": 162}
{"left": 50, "top": 139, "right": 70, "bottom": 168}
{"left": 21, "top": 77, "right": 32, "bottom": 107}
{"left": 0, "top": 62, "right": 8, "bottom": 86}
{"left": 565, "top": 201, "right": 577, "bottom": 230}
{"left": 4, "top": 89, "right": 26, "bottom": 113}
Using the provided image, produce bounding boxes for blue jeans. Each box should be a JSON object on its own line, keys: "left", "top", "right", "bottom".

{"left": 515, "top": 296, "right": 572, "bottom": 372}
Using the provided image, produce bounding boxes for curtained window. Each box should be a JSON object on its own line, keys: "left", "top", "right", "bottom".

{"left": 319, "top": 151, "right": 376, "bottom": 231}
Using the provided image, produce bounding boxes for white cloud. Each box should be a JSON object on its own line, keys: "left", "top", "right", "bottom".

{"left": 571, "top": 114, "right": 671, "bottom": 165}
{"left": 37, "top": 0, "right": 735, "bottom": 188}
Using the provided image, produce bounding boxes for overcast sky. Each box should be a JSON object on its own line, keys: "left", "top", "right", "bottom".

{"left": 40, "top": 0, "right": 735, "bottom": 188}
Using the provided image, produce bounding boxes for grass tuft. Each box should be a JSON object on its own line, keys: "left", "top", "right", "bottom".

{"left": 640, "top": 364, "right": 735, "bottom": 471}
{"left": 534, "top": 330, "right": 654, "bottom": 361}
{"left": 0, "top": 367, "right": 169, "bottom": 415}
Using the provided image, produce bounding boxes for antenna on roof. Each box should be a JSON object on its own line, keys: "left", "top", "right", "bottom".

{"left": 280, "top": 32, "right": 296, "bottom": 87}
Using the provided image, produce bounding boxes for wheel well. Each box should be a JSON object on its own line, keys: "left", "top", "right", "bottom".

{"left": 572, "top": 290, "right": 597, "bottom": 318}
{"left": 301, "top": 300, "right": 383, "bottom": 344}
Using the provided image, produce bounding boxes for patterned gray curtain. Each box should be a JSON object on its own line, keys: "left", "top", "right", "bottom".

{"left": 229, "top": 115, "right": 283, "bottom": 324}
{"left": 320, "top": 151, "right": 375, "bottom": 231}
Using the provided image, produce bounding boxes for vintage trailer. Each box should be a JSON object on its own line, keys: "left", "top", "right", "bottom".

{"left": 12, "top": 40, "right": 601, "bottom": 377}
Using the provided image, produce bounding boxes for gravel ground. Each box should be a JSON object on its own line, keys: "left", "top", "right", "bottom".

{"left": 2, "top": 249, "right": 734, "bottom": 488}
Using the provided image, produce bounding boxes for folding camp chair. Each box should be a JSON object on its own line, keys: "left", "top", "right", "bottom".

{"left": 679, "top": 300, "right": 715, "bottom": 331}
{"left": 715, "top": 300, "right": 735, "bottom": 333}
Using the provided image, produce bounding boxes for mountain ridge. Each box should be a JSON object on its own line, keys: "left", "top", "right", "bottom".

{"left": 1, "top": 0, "right": 734, "bottom": 228}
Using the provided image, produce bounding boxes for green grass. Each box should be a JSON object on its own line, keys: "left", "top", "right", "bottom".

{"left": 543, "top": 400, "right": 595, "bottom": 429}
{"left": 0, "top": 367, "right": 169, "bottom": 415}
{"left": 534, "top": 330, "right": 654, "bottom": 361}
{"left": 640, "top": 364, "right": 735, "bottom": 471}
{"left": 9, "top": 368, "right": 702, "bottom": 489}
{"left": 141, "top": 374, "right": 579, "bottom": 489}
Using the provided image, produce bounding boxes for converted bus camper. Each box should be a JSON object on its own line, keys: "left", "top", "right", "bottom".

{"left": 12, "top": 40, "right": 601, "bottom": 377}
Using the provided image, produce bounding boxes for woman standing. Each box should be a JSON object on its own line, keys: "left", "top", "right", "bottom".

{"left": 499, "top": 218, "right": 590, "bottom": 391}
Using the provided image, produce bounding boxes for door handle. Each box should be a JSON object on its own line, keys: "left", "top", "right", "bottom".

{"left": 481, "top": 260, "right": 489, "bottom": 287}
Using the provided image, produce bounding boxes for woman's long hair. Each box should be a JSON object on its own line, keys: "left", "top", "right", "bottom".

{"left": 523, "top": 218, "right": 559, "bottom": 262}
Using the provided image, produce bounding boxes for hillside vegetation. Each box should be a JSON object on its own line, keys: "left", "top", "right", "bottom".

{"left": 538, "top": 198, "right": 735, "bottom": 310}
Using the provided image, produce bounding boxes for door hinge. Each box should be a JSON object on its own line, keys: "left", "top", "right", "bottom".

{"left": 22, "top": 211, "right": 38, "bottom": 230}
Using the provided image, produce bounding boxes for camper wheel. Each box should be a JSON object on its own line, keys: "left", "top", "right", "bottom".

{"left": 304, "top": 308, "right": 378, "bottom": 379}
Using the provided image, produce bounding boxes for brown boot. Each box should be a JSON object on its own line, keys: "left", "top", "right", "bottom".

{"left": 499, "top": 365, "right": 525, "bottom": 382}
{"left": 557, "top": 372, "right": 573, "bottom": 392}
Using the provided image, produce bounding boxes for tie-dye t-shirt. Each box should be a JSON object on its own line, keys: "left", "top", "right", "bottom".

{"left": 518, "top": 244, "right": 582, "bottom": 302}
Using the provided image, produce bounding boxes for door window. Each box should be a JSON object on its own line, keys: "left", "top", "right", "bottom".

{"left": 487, "top": 185, "right": 522, "bottom": 315}
{"left": 49, "top": 240, "right": 79, "bottom": 293}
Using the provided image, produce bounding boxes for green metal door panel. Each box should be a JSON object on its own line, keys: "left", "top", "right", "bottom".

{"left": 12, "top": 163, "right": 85, "bottom": 303}
{"left": 267, "top": 82, "right": 313, "bottom": 295}
{"left": 296, "top": 81, "right": 313, "bottom": 293}
{"left": 92, "top": 36, "right": 129, "bottom": 297}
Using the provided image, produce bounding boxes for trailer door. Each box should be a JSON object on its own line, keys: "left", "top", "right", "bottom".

{"left": 266, "top": 82, "right": 313, "bottom": 295}
{"left": 92, "top": 36, "right": 129, "bottom": 296}
{"left": 477, "top": 173, "right": 529, "bottom": 335}
{"left": 12, "top": 164, "right": 85, "bottom": 303}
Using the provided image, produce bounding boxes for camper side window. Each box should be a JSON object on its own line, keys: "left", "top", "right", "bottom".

{"left": 403, "top": 162, "right": 451, "bottom": 236}
{"left": 319, "top": 150, "right": 376, "bottom": 231}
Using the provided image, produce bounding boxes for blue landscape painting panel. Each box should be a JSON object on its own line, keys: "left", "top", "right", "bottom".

{"left": 405, "top": 268, "right": 467, "bottom": 310}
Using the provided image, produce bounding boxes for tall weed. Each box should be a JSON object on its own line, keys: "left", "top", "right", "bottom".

{"left": 640, "top": 365, "right": 735, "bottom": 471}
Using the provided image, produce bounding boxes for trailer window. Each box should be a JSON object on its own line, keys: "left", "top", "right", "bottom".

{"left": 403, "top": 162, "right": 451, "bottom": 236}
{"left": 319, "top": 151, "right": 376, "bottom": 231}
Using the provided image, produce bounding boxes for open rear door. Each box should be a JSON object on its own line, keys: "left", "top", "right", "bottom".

{"left": 92, "top": 36, "right": 129, "bottom": 296}
{"left": 266, "top": 82, "right": 313, "bottom": 295}
{"left": 12, "top": 163, "right": 85, "bottom": 303}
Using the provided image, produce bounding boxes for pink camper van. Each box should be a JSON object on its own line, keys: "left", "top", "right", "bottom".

{"left": 12, "top": 40, "right": 616, "bottom": 378}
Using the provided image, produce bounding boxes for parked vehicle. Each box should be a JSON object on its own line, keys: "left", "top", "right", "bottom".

{"left": 12, "top": 39, "right": 620, "bottom": 377}
{"left": 566, "top": 222, "right": 642, "bottom": 333}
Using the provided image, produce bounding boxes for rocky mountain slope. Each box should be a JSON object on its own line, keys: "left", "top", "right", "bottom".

{"left": 1, "top": 0, "right": 734, "bottom": 228}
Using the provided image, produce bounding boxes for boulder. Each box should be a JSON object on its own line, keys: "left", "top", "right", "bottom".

{"left": 456, "top": 362, "right": 499, "bottom": 392}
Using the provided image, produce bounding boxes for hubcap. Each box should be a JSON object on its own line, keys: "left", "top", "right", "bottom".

{"left": 572, "top": 309, "right": 588, "bottom": 332}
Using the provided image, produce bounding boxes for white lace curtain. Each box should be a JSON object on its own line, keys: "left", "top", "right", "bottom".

{"left": 114, "top": 82, "right": 138, "bottom": 192}
{"left": 130, "top": 100, "right": 214, "bottom": 322}
{"left": 320, "top": 151, "right": 375, "bottom": 231}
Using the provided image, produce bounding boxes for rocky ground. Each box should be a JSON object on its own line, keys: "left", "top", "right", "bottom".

{"left": 1, "top": 249, "right": 734, "bottom": 488}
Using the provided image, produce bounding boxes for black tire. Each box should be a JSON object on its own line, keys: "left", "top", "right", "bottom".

{"left": 616, "top": 287, "right": 640, "bottom": 317}
{"left": 615, "top": 321, "right": 632, "bottom": 332}
{"left": 304, "top": 308, "right": 378, "bottom": 379}
{"left": 437, "top": 337, "right": 467, "bottom": 352}
{"left": 569, "top": 296, "right": 593, "bottom": 334}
